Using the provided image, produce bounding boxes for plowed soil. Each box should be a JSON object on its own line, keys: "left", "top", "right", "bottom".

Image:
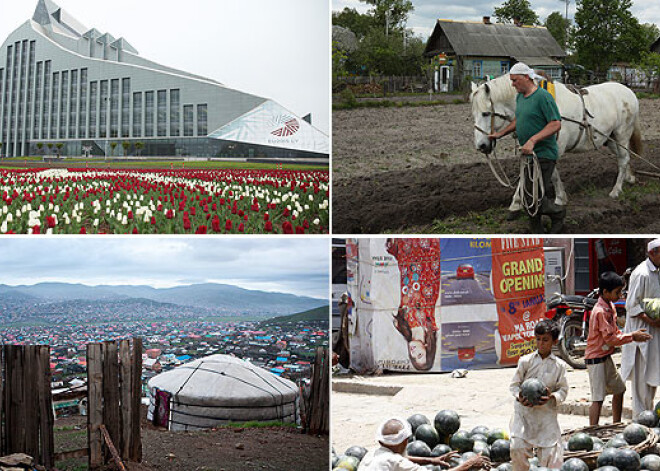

{"left": 332, "top": 98, "right": 660, "bottom": 234}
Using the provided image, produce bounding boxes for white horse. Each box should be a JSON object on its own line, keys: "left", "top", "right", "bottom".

{"left": 470, "top": 74, "right": 642, "bottom": 210}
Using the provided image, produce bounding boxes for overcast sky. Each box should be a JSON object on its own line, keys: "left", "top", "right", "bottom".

{"left": 0, "top": 238, "right": 330, "bottom": 299}
{"left": 333, "top": 0, "right": 660, "bottom": 40}
{"left": 1, "top": 0, "right": 330, "bottom": 134}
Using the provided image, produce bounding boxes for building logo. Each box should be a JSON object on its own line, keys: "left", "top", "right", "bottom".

{"left": 270, "top": 115, "right": 300, "bottom": 137}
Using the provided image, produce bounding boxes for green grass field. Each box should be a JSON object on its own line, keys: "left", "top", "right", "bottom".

{"left": 0, "top": 157, "right": 327, "bottom": 171}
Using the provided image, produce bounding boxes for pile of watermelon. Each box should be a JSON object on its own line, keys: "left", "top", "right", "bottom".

{"left": 332, "top": 406, "right": 660, "bottom": 471}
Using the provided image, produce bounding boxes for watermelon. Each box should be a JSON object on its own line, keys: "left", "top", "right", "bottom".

{"left": 450, "top": 430, "right": 474, "bottom": 453}
{"left": 472, "top": 425, "right": 490, "bottom": 436}
{"left": 599, "top": 448, "right": 622, "bottom": 468}
{"left": 568, "top": 432, "right": 594, "bottom": 451}
{"left": 332, "top": 454, "right": 339, "bottom": 468}
{"left": 407, "top": 440, "right": 433, "bottom": 457}
{"left": 595, "top": 467, "right": 621, "bottom": 471}
{"left": 416, "top": 424, "right": 441, "bottom": 449}
{"left": 635, "top": 411, "right": 658, "bottom": 428}
{"left": 624, "top": 424, "right": 649, "bottom": 445}
{"left": 520, "top": 378, "right": 547, "bottom": 405}
{"left": 655, "top": 400, "right": 660, "bottom": 420}
{"left": 642, "top": 298, "right": 660, "bottom": 319}
{"left": 472, "top": 433, "right": 488, "bottom": 444}
{"left": 473, "top": 441, "right": 490, "bottom": 458}
{"left": 497, "top": 463, "right": 513, "bottom": 471}
{"left": 490, "top": 439, "right": 511, "bottom": 462}
{"left": 462, "top": 452, "right": 478, "bottom": 461}
{"left": 613, "top": 448, "right": 641, "bottom": 471}
{"left": 345, "top": 446, "right": 368, "bottom": 461}
{"left": 487, "top": 428, "right": 510, "bottom": 445}
{"left": 607, "top": 437, "right": 629, "bottom": 448}
{"left": 408, "top": 414, "right": 431, "bottom": 434}
{"left": 641, "top": 455, "right": 660, "bottom": 471}
{"left": 561, "top": 458, "right": 589, "bottom": 471}
{"left": 653, "top": 428, "right": 660, "bottom": 437}
{"left": 423, "top": 466, "right": 443, "bottom": 471}
{"left": 431, "top": 444, "right": 453, "bottom": 457}
{"left": 435, "top": 410, "right": 461, "bottom": 436}
{"left": 335, "top": 455, "right": 360, "bottom": 471}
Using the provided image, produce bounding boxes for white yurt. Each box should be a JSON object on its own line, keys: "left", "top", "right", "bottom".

{"left": 147, "top": 354, "right": 299, "bottom": 431}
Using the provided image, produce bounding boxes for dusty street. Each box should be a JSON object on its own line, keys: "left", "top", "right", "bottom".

{"left": 332, "top": 353, "right": 635, "bottom": 454}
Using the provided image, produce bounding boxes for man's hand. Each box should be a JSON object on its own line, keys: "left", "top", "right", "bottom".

{"left": 435, "top": 451, "right": 460, "bottom": 468}
{"left": 536, "top": 388, "right": 552, "bottom": 406}
{"left": 520, "top": 139, "right": 535, "bottom": 155}
{"left": 632, "top": 329, "right": 652, "bottom": 342}
{"left": 455, "top": 454, "right": 491, "bottom": 471}
{"left": 640, "top": 314, "right": 660, "bottom": 329}
{"left": 488, "top": 132, "right": 500, "bottom": 141}
{"left": 517, "top": 392, "right": 533, "bottom": 407}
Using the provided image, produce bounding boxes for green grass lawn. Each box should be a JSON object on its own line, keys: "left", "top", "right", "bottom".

{"left": 0, "top": 157, "right": 327, "bottom": 171}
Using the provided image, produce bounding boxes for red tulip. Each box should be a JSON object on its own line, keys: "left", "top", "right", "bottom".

{"left": 225, "top": 219, "right": 232, "bottom": 231}
{"left": 264, "top": 221, "right": 273, "bottom": 232}
{"left": 195, "top": 225, "right": 207, "bottom": 234}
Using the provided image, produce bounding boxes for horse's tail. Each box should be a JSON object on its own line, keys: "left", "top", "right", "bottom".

{"left": 630, "top": 115, "right": 643, "bottom": 157}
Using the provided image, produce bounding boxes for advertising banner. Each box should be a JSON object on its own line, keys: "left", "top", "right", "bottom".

{"left": 491, "top": 238, "right": 546, "bottom": 365}
{"left": 347, "top": 238, "right": 546, "bottom": 373}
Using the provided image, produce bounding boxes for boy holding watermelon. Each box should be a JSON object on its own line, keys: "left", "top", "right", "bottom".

{"left": 509, "top": 320, "right": 568, "bottom": 471}
{"left": 586, "top": 271, "right": 651, "bottom": 425}
{"left": 358, "top": 417, "right": 491, "bottom": 471}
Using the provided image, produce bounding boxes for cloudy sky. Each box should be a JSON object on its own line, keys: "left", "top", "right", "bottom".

{"left": 0, "top": 238, "right": 329, "bottom": 299}
{"left": 1, "top": 0, "right": 330, "bottom": 134}
{"left": 333, "top": 0, "right": 660, "bottom": 39}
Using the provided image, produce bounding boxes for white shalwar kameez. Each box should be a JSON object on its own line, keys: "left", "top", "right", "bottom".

{"left": 621, "top": 258, "right": 660, "bottom": 418}
{"left": 509, "top": 351, "right": 569, "bottom": 471}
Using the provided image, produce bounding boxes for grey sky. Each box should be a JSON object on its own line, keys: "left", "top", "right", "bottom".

{"left": 0, "top": 237, "right": 330, "bottom": 299}
{"left": 1, "top": 0, "right": 330, "bottom": 134}
{"left": 333, "top": 0, "right": 660, "bottom": 40}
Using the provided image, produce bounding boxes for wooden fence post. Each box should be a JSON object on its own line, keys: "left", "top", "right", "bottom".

{"left": 36, "top": 345, "right": 54, "bottom": 469}
{"left": 24, "top": 347, "right": 40, "bottom": 460}
{"left": 87, "top": 343, "right": 103, "bottom": 469}
{"left": 119, "top": 340, "right": 131, "bottom": 459}
{"left": 130, "top": 338, "right": 143, "bottom": 462}
{"left": 307, "top": 347, "right": 329, "bottom": 435}
{"left": 102, "top": 341, "right": 120, "bottom": 464}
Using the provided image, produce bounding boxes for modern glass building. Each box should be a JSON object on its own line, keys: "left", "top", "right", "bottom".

{"left": 0, "top": 0, "right": 329, "bottom": 158}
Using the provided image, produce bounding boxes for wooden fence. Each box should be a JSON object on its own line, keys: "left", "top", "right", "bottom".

{"left": 301, "top": 347, "right": 329, "bottom": 435}
{"left": 0, "top": 345, "right": 54, "bottom": 468}
{"left": 87, "top": 338, "right": 143, "bottom": 469}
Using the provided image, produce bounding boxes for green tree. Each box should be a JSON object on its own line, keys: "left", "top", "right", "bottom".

{"left": 333, "top": 8, "right": 374, "bottom": 39}
{"left": 332, "top": 41, "right": 349, "bottom": 83}
{"left": 636, "top": 51, "right": 660, "bottom": 92}
{"left": 640, "top": 23, "right": 660, "bottom": 50}
{"left": 135, "top": 141, "right": 144, "bottom": 157}
{"left": 494, "top": 0, "right": 540, "bottom": 25}
{"left": 55, "top": 142, "right": 64, "bottom": 157}
{"left": 363, "top": 0, "right": 414, "bottom": 35}
{"left": 36, "top": 142, "right": 43, "bottom": 153}
{"left": 122, "top": 141, "right": 130, "bottom": 156}
{"left": 46, "top": 143, "right": 53, "bottom": 155}
{"left": 574, "top": 0, "right": 647, "bottom": 77}
{"left": 545, "top": 11, "right": 571, "bottom": 49}
{"left": 110, "top": 142, "right": 118, "bottom": 156}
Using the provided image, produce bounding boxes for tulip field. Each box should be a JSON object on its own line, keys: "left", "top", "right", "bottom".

{"left": 0, "top": 168, "right": 329, "bottom": 234}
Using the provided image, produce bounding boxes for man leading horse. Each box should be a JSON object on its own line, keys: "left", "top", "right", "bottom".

{"left": 487, "top": 62, "right": 565, "bottom": 233}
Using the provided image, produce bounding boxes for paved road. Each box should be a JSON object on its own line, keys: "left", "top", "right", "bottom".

{"left": 332, "top": 353, "right": 640, "bottom": 455}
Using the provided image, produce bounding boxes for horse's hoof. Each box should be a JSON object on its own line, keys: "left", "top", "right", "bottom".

{"left": 609, "top": 189, "right": 621, "bottom": 198}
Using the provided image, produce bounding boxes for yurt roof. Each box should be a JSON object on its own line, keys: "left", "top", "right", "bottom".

{"left": 147, "top": 354, "right": 298, "bottom": 407}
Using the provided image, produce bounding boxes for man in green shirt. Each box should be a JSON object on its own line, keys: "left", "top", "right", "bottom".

{"left": 489, "top": 62, "right": 565, "bottom": 233}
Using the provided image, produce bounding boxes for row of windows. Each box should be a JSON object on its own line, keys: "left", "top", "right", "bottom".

{"left": 0, "top": 42, "right": 210, "bottom": 155}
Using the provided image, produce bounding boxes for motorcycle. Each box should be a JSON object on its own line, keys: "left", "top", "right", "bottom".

{"left": 544, "top": 268, "right": 631, "bottom": 370}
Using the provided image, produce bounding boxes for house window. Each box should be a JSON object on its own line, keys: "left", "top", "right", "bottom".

{"left": 501, "top": 61, "right": 509, "bottom": 75}
{"left": 473, "top": 61, "right": 482, "bottom": 78}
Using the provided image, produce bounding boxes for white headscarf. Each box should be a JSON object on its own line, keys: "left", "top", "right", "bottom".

{"left": 376, "top": 417, "right": 412, "bottom": 446}
{"left": 510, "top": 62, "right": 545, "bottom": 81}
{"left": 648, "top": 238, "right": 660, "bottom": 252}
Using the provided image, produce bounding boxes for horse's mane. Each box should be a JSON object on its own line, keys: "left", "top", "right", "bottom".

{"left": 471, "top": 74, "right": 517, "bottom": 113}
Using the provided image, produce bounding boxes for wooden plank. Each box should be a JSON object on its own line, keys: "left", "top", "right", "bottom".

{"left": 99, "top": 425, "right": 127, "bottom": 471}
{"left": 24, "top": 346, "right": 40, "bottom": 459}
{"left": 102, "top": 341, "right": 120, "bottom": 463}
{"left": 0, "top": 345, "right": 4, "bottom": 456}
{"left": 37, "top": 345, "right": 55, "bottom": 469}
{"left": 7, "top": 345, "right": 27, "bottom": 453}
{"left": 119, "top": 339, "right": 131, "bottom": 459}
{"left": 87, "top": 343, "right": 103, "bottom": 469}
{"left": 130, "top": 338, "right": 143, "bottom": 462}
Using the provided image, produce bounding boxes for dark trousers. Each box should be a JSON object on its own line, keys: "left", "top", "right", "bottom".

{"left": 524, "top": 157, "right": 563, "bottom": 216}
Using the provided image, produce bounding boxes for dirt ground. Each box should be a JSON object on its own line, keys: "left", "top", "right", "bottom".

{"left": 331, "top": 353, "right": 629, "bottom": 455}
{"left": 54, "top": 408, "right": 329, "bottom": 471}
{"left": 332, "top": 98, "right": 660, "bottom": 234}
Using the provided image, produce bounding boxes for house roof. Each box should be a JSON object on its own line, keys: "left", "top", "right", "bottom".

{"left": 651, "top": 36, "right": 660, "bottom": 54}
{"left": 424, "top": 19, "right": 566, "bottom": 59}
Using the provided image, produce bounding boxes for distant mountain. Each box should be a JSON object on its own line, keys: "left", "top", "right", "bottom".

{"left": 262, "top": 306, "right": 330, "bottom": 325}
{"left": 0, "top": 282, "right": 326, "bottom": 317}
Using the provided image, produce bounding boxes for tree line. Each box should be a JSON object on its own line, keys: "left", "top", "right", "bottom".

{"left": 333, "top": 0, "right": 660, "bottom": 85}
